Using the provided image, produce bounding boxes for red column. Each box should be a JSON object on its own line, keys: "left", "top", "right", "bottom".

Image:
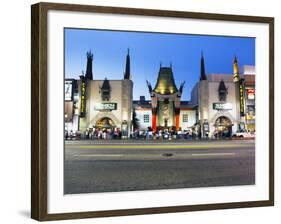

{"left": 175, "top": 108, "right": 180, "bottom": 131}
{"left": 152, "top": 114, "right": 157, "bottom": 132}
{"left": 175, "top": 114, "right": 180, "bottom": 130}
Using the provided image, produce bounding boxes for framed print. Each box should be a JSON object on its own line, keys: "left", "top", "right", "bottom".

{"left": 31, "top": 2, "right": 274, "bottom": 221}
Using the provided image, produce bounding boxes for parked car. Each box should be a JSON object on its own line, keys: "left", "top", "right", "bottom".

{"left": 232, "top": 131, "right": 255, "bottom": 138}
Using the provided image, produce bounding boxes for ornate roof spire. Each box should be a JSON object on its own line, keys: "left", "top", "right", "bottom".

{"left": 200, "top": 51, "right": 207, "bottom": 80}
{"left": 234, "top": 55, "right": 238, "bottom": 63}
{"left": 179, "top": 81, "right": 185, "bottom": 93}
{"left": 233, "top": 55, "right": 240, "bottom": 82}
{"left": 124, "top": 48, "right": 131, "bottom": 79}
{"left": 85, "top": 50, "right": 93, "bottom": 80}
{"left": 146, "top": 80, "right": 152, "bottom": 93}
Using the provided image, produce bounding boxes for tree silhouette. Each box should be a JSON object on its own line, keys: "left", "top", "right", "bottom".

{"left": 132, "top": 109, "right": 140, "bottom": 131}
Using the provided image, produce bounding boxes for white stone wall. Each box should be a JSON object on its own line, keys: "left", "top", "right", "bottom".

{"left": 79, "top": 79, "right": 133, "bottom": 134}
{"left": 135, "top": 109, "right": 197, "bottom": 131}
{"left": 135, "top": 109, "right": 152, "bottom": 130}
{"left": 179, "top": 110, "right": 197, "bottom": 130}
{"left": 121, "top": 79, "right": 134, "bottom": 135}
{"left": 190, "top": 82, "right": 199, "bottom": 104}
{"left": 89, "top": 80, "right": 123, "bottom": 126}
{"left": 199, "top": 78, "right": 241, "bottom": 136}
{"left": 198, "top": 80, "right": 209, "bottom": 121}
{"left": 207, "top": 81, "right": 240, "bottom": 125}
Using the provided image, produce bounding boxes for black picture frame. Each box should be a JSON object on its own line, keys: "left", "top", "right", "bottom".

{"left": 31, "top": 2, "right": 274, "bottom": 221}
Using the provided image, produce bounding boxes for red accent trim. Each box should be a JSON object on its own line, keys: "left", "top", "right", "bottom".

{"left": 175, "top": 114, "right": 180, "bottom": 130}
{"left": 152, "top": 114, "right": 157, "bottom": 132}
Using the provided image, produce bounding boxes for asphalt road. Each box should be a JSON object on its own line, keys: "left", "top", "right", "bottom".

{"left": 64, "top": 140, "right": 255, "bottom": 194}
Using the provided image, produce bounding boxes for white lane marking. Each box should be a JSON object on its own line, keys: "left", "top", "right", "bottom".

{"left": 73, "top": 152, "right": 236, "bottom": 158}
{"left": 73, "top": 154, "right": 124, "bottom": 157}
{"left": 191, "top": 153, "right": 236, "bottom": 156}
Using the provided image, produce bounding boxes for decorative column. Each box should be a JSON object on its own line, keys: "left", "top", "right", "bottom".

{"left": 174, "top": 94, "right": 181, "bottom": 131}
{"left": 233, "top": 56, "right": 245, "bottom": 131}
{"left": 152, "top": 108, "right": 157, "bottom": 132}
{"left": 175, "top": 108, "right": 180, "bottom": 130}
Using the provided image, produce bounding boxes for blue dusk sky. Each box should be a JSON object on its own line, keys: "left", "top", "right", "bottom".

{"left": 64, "top": 28, "right": 255, "bottom": 101}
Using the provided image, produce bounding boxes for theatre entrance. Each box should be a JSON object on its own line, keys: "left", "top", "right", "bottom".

{"left": 95, "top": 117, "right": 115, "bottom": 130}
{"left": 214, "top": 116, "right": 233, "bottom": 138}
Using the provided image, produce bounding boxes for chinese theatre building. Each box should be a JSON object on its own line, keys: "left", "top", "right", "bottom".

{"left": 134, "top": 65, "right": 197, "bottom": 132}
{"left": 147, "top": 65, "right": 194, "bottom": 131}
{"left": 65, "top": 49, "right": 133, "bottom": 137}
{"left": 190, "top": 54, "right": 255, "bottom": 138}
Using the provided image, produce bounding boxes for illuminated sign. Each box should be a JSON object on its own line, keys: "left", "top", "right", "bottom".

{"left": 80, "top": 79, "right": 86, "bottom": 117}
{"left": 65, "top": 81, "right": 73, "bottom": 101}
{"left": 247, "top": 89, "right": 255, "bottom": 100}
{"left": 239, "top": 80, "right": 245, "bottom": 116}
{"left": 94, "top": 103, "right": 117, "bottom": 111}
{"left": 213, "top": 103, "right": 233, "bottom": 110}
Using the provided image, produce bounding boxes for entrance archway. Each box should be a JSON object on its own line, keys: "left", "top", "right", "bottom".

{"left": 214, "top": 116, "right": 232, "bottom": 138}
{"left": 95, "top": 117, "right": 116, "bottom": 130}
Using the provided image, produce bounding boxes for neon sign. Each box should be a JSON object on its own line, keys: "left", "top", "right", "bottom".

{"left": 80, "top": 79, "right": 86, "bottom": 117}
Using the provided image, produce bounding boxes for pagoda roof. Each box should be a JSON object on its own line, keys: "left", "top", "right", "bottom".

{"left": 153, "top": 67, "right": 178, "bottom": 95}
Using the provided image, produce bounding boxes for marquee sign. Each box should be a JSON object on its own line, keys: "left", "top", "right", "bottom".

{"left": 80, "top": 79, "right": 86, "bottom": 117}
{"left": 213, "top": 102, "right": 233, "bottom": 110}
{"left": 94, "top": 103, "right": 117, "bottom": 111}
{"left": 239, "top": 80, "right": 245, "bottom": 116}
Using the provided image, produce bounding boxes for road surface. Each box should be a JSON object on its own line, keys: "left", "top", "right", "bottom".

{"left": 64, "top": 140, "right": 255, "bottom": 194}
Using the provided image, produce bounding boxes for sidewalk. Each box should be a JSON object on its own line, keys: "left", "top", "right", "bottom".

{"left": 65, "top": 138, "right": 255, "bottom": 144}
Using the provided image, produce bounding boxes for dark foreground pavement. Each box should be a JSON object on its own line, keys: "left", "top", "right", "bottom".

{"left": 64, "top": 140, "right": 255, "bottom": 194}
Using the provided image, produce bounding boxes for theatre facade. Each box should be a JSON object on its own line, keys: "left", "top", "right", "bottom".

{"left": 190, "top": 55, "right": 255, "bottom": 138}
{"left": 65, "top": 50, "right": 133, "bottom": 137}
{"left": 65, "top": 50, "right": 255, "bottom": 138}
{"left": 134, "top": 65, "right": 197, "bottom": 132}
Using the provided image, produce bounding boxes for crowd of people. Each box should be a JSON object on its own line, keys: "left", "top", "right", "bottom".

{"left": 65, "top": 127, "right": 204, "bottom": 140}
{"left": 66, "top": 128, "right": 124, "bottom": 140}
{"left": 131, "top": 128, "right": 198, "bottom": 140}
{"left": 65, "top": 125, "right": 256, "bottom": 140}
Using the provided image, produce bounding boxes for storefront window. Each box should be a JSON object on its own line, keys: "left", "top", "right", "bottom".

{"left": 182, "top": 114, "right": 188, "bottom": 123}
